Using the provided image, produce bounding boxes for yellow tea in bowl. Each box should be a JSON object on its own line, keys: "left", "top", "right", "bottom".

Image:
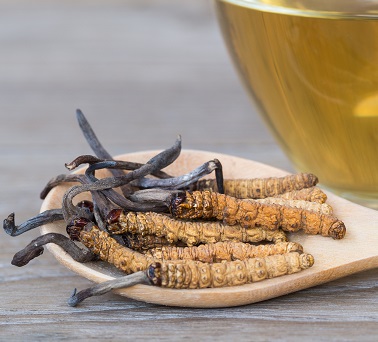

{"left": 214, "top": 0, "right": 378, "bottom": 208}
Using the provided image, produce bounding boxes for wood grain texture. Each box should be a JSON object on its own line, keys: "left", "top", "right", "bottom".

{"left": 0, "top": 0, "right": 377, "bottom": 340}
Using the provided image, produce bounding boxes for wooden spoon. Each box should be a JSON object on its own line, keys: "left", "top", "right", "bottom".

{"left": 40, "top": 150, "right": 378, "bottom": 308}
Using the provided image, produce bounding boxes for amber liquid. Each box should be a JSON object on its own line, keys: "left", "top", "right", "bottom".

{"left": 215, "top": 0, "right": 378, "bottom": 207}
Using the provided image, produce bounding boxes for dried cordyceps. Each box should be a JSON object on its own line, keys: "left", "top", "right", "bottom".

{"left": 274, "top": 187, "right": 327, "bottom": 204}
{"left": 65, "top": 224, "right": 304, "bottom": 275}
{"left": 67, "top": 251, "right": 314, "bottom": 306}
{"left": 121, "top": 233, "right": 180, "bottom": 252}
{"left": 4, "top": 110, "right": 347, "bottom": 307}
{"left": 74, "top": 223, "right": 153, "bottom": 274}
{"left": 146, "top": 252, "right": 314, "bottom": 289}
{"left": 143, "top": 241, "right": 303, "bottom": 263}
{"left": 255, "top": 198, "right": 333, "bottom": 215}
{"left": 10, "top": 219, "right": 314, "bottom": 306}
{"left": 190, "top": 184, "right": 328, "bottom": 203}
{"left": 170, "top": 191, "right": 346, "bottom": 239}
{"left": 106, "top": 210, "right": 288, "bottom": 246}
{"left": 65, "top": 222, "right": 312, "bottom": 304}
{"left": 190, "top": 173, "right": 318, "bottom": 198}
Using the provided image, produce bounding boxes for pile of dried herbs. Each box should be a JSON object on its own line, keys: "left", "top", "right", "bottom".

{"left": 3, "top": 110, "right": 346, "bottom": 306}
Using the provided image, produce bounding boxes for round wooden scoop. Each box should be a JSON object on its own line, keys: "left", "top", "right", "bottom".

{"left": 40, "top": 150, "right": 378, "bottom": 307}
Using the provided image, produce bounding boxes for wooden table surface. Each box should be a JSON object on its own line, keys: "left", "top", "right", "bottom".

{"left": 1, "top": 1, "right": 377, "bottom": 340}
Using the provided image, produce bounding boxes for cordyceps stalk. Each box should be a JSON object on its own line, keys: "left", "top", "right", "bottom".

{"left": 61, "top": 135, "right": 182, "bottom": 222}
{"left": 191, "top": 173, "right": 318, "bottom": 199}
{"left": 68, "top": 251, "right": 314, "bottom": 306}
{"left": 106, "top": 209, "right": 288, "bottom": 246}
{"left": 170, "top": 191, "right": 346, "bottom": 239}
